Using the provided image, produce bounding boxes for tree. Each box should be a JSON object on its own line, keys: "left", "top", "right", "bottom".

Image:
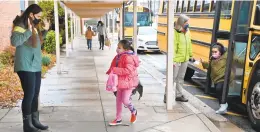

{"left": 38, "top": 1, "right": 64, "bottom": 26}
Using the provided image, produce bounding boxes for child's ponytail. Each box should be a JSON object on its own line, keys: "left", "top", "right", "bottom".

{"left": 119, "top": 39, "right": 135, "bottom": 53}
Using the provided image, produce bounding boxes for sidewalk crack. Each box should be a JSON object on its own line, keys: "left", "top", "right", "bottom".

{"left": 93, "top": 56, "right": 108, "bottom": 132}
{"left": 0, "top": 108, "right": 11, "bottom": 122}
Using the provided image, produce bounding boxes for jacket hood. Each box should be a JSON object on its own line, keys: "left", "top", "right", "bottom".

{"left": 175, "top": 14, "right": 189, "bottom": 29}
{"left": 118, "top": 50, "right": 140, "bottom": 67}
{"left": 13, "top": 15, "right": 25, "bottom": 28}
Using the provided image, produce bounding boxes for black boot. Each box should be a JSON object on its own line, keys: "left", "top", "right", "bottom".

{"left": 23, "top": 115, "right": 39, "bottom": 132}
{"left": 32, "top": 111, "right": 49, "bottom": 130}
{"left": 175, "top": 96, "right": 188, "bottom": 102}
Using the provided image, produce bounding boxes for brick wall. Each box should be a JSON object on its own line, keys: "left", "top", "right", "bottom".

{"left": 0, "top": 1, "right": 20, "bottom": 52}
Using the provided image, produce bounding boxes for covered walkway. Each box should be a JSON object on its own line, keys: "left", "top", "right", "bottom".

{"left": 0, "top": 36, "right": 228, "bottom": 132}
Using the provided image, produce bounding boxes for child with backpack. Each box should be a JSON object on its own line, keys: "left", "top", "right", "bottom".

{"left": 106, "top": 40, "right": 139, "bottom": 125}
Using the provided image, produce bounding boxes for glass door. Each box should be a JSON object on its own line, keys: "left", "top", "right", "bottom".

{"left": 228, "top": 1, "right": 253, "bottom": 96}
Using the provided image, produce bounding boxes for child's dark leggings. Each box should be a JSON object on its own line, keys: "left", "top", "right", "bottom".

{"left": 215, "top": 81, "right": 224, "bottom": 104}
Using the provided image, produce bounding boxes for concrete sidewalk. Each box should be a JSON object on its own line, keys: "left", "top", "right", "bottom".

{"left": 0, "top": 36, "right": 233, "bottom": 132}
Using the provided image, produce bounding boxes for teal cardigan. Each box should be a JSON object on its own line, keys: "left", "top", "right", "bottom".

{"left": 10, "top": 24, "right": 47, "bottom": 72}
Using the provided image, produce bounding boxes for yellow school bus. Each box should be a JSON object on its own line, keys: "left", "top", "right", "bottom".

{"left": 157, "top": 0, "right": 260, "bottom": 130}
{"left": 119, "top": 5, "right": 152, "bottom": 42}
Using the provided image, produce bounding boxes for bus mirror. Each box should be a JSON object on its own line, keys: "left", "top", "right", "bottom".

{"left": 254, "top": 5, "right": 260, "bottom": 25}
{"left": 235, "top": 34, "right": 249, "bottom": 43}
{"left": 216, "top": 31, "right": 230, "bottom": 40}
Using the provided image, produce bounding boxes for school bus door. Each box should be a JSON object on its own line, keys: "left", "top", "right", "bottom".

{"left": 242, "top": 0, "right": 260, "bottom": 130}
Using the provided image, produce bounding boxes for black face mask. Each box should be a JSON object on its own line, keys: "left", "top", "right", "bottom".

{"left": 32, "top": 15, "right": 41, "bottom": 25}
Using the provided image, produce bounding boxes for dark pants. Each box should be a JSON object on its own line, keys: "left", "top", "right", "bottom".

{"left": 215, "top": 81, "right": 224, "bottom": 104}
{"left": 17, "top": 71, "right": 41, "bottom": 115}
{"left": 87, "top": 39, "right": 92, "bottom": 49}
{"left": 99, "top": 35, "right": 104, "bottom": 49}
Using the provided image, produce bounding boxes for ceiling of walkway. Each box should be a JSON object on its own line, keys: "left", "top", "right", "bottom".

{"left": 63, "top": 0, "right": 128, "bottom": 18}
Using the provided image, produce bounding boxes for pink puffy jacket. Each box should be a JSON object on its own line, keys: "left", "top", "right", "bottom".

{"left": 106, "top": 51, "right": 139, "bottom": 90}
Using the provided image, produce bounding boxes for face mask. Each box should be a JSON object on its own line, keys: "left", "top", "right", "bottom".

{"left": 116, "top": 48, "right": 123, "bottom": 54}
{"left": 32, "top": 15, "right": 41, "bottom": 25}
{"left": 212, "top": 53, "right": 221, "bottom": 59}
{"left": 183, "top": 23, "right": 189, "bottom": 31}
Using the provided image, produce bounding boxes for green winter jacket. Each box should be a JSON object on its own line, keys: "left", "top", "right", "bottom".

{"left": 10, "top": 24, "right": 47, "bottom": 72}
{"left": 201, "top": 52, "right": 244, "bottom": 83}
{"left": 173, "top": 29, "right": 192, "bottom": 63}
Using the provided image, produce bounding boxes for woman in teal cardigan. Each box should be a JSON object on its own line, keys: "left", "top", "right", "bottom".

{"left": 11, "top": 4, "right": 49, "bottom": 132}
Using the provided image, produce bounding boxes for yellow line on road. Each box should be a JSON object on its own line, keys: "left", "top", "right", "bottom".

{"left": 184, "top": 84, "right": 200, "bottom": 87}
{"left": 226, "top": 111, "right": 247, "bottom": 117}
{"left": 195, "top": 95, "right": 217, "bottom": 100}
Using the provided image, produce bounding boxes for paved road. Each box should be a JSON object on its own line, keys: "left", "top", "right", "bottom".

{"left": 139, "top": 52, "right": 256, "bottom": 132}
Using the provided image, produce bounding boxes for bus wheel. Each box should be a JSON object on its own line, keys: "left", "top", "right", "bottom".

{"left": 247, "top": 81, "right": 260, "bottom": 131}
{"left": 184, "top": 67, "right": 195, "bottom": 81}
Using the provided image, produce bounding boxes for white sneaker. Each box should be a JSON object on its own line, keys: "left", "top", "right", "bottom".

{"left": 216, "top": 103, "right": 228, "bottom": 114}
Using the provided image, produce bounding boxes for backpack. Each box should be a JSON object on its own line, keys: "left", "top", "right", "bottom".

{"left": 106, "top": 71, "right": 118, "bottom": 92}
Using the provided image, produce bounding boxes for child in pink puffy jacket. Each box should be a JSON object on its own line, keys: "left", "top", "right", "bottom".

{"left": 106, "top": 40, "right": 139, "bottom": 125}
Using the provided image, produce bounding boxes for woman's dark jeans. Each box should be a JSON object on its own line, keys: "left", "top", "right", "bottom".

{"left": 99, "top": 35, "right": 104, "bottom": 50}
{"left": 17, "top": 71, "right": 41, "bottom": 115}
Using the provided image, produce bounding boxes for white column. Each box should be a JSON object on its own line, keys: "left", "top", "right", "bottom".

{"left": 34, "top": 0, "right": 38, "bottom": 4}
{"left": 166, "top": 0, "right": 175, "bottom": 110}
{"left": 133, "top": 1, "right": 137, "bottom": 53}
{"left": 78, "top": 17, "right": 81, "bottom": 36}
{"left": 70, "top": 11, "right": 74, "bottom": 50}
{"left": 54, "top": 0, "right": 61, "bottom": 74}
{"left": 74, "top": 14, "right": 76, "bottom": 37}
{"left": 112, "top": 10, "right": 115, "bottom": 42}
{"left": 108, "top": 13, "right": 110, "bottom": 34}
{"left": 65, "top": 6, "right": 69, "bottom": 57}
{"left": 120, "top": 7, "right": 123, "bottom": 40}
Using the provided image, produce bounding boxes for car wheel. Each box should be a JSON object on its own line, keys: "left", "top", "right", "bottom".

{"left": 184, "top": 67, "right": 195, "bottom": 81}
{"left": 137, "top": 50, "right": 144, "bottom": 54}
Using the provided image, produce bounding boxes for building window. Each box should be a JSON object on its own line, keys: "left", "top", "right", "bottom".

{"left": 20, "top": 0, "right": 25, "bottom": 11}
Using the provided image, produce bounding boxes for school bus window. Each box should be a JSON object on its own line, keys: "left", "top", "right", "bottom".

{"left": 250, "top": 35, "right": 260, "bottom": 60}
{"left": 176, "top": 1, "right": 180, "bottom": 12}
{"left": 202, "top": 0, "right": 211, "bottom": 12}
{"left": 163, "top": 1, "right": 167, "bottom": 13}
{"left": 211, "top": 0, "right": 216, "bottom": 12}
{"left": 195, "top": 0, "right": 202, "bottom": 12}
{"left": 183, "top": 0, "right": 188, "bottom": 12}
{"left": 254, "top": 1, "right": 260, "bottom": 26}
{"left": 178, "top": 0, "right": 183, "bottom": 12}
{"left": 189, "top": 0, "right": 195, "bottom": 12}
{"left": 221, "top": 1, "right": 232, "bottom": 15}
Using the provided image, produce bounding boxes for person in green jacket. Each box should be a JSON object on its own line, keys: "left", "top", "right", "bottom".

{"left": 200, "top": 42, "right": 237, "bottom": 114}
{"left": 164, "top": 14, "right": 193, "bottom": 103}
{"left": 11, "top": 4, "right": 49, "bottom": 132}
